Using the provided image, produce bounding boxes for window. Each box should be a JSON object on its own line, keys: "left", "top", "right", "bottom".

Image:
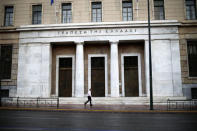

{"left": 122, "top": 1, "right": 133, "bottom": 21}
{"left": 0, "top": 45, "right": 12, "bottom": 79}
{"left": 92, "top": 2, "right": 102, "bottom": 22}
{"left": 192, "top": 88, "right": 197, "bottom": 99}
{"left": 62, "top": 3, "right": 72, "bottom": 23}
{"left": 4, "top": 6, "right": 14, "bottom": 26}
{"left": 186, "top": 0, "right": 196, "bottom": 20}
{"left": 32, "top": 5, "right": 42, "bottom": 24}
{"left": 187, "top": 41, "right": 197, "bottom": 77}
{"left": 154, "top": 0, "right": 165, "bottom": 20}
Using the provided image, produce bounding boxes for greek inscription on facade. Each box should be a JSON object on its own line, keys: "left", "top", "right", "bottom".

{"left": 57, "top": 28, "right": 137, "bottom": 36}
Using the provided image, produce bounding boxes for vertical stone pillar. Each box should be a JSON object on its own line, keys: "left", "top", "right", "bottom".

{"left": 110, "top": 41, "right": 120, "bottom": 97}
{"left": 145, "top": 40, "right": 150, "bottom": 96}
{"left": 170, "top": 40, "right": 183, "bottom": 96}
{"left": 40, "top": 43, "right": 51, "bottom": 97}
{"left": 75, "top": 42, "right": 84, "bottom": 97}
{"left": 17, "top": 43, "right": 51, "bottom": 97}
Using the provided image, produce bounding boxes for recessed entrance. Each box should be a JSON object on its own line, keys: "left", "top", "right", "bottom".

{"left": 57, "top": 57, "right": 74, "bottom": 97}
{"left": 88, "top": 55, "right": 108, "bottom": 97}
{"left": 121, "top": 54, "right": 142, "bottom": 97}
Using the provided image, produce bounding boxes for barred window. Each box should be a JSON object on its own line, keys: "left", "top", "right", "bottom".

{"left": 187, "top": 41, "right": 197, "bottom": 77}
{"left": 4, "top": 6, "right": 14, "bottom": 26}
{"left": 154, "top": 0, "right": 165, "bottom": 20}
{"left": 92, "top": 2, "right": 102, "bottom": 22}
{"left": 0, "top": 45, "right": 12, "bottom": 79}
{"left": 186, "top": 0, "right": 196, "bottom": 20}
{"left": 32, "top": 5, "right": 42, "bottom": 24}
{"left": 122, "top": 1, "right": 133, "bottom": 21}
{"left": 62, "top": 3, "right": 72, "bottom": 23}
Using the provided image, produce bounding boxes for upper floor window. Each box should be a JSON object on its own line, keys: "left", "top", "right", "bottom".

{"left": 91, "top": 2, "right": 102, "bottom": 22}
{"left": 0, "top": 45, "right": 13, "bottom": 79}
{"left": 186, "top": 0, "right": 196, "bottom": 20}
{"left": 122, "top": 1, "right": 133, "bottom": 21}
{"left": 187, "top": 40, "right": 197, "bottom": 77}
{"left": 154, "top": 0, "right": 165, "bottom": 20}
{"left": 32, "top": 5, "right": 42, "bottom": 24}
{"left": 62, "top": 3, "right": 72, "bottom": 23}
{"left": 4, "top": 6, "right": 14, "bottom": 26}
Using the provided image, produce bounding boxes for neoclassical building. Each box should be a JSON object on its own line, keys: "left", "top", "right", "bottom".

{"left": 0, "top": 0, "right": 197, "bottom": 103}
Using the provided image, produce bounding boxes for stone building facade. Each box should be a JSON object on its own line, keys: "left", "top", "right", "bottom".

{"left": 0, "top": 0, "right": 197, "bottom": 101}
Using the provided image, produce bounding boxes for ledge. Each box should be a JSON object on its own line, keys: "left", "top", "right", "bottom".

{"left": 17, "top": 20, "right": 180, "bottom": 31}
{"left": 0, "top": 26, "right": 18, "bottom": 32}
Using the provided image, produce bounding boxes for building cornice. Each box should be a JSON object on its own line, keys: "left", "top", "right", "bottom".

{"left": 0, "top": 26, "right": 18, "bottom": 33}
{"left": 180, "top": 20, "right": 197, "bottom": 27}
{"left": 17, "top": 20, "right": 180, "bottom": 31}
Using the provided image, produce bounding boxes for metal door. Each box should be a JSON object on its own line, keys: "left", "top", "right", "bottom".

{"left": 124, "top": 56, "right": 139, "bottom": 97}
{"left": 58, "top": 58, "right": 72, "bottom": 97}
{"left": 91, "top": 57, "right": 105, "bottom": 97}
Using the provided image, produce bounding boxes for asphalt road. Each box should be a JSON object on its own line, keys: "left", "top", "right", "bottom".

{"left": 0, "top": 110, "right": 197, "bottom": 131}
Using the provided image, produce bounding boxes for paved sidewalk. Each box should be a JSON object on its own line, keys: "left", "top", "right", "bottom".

{"left": 1, "top": 104, "right": 197, "bottom": 113}
{"left": 59, "top": 104, "right": 166, "bottom": 111}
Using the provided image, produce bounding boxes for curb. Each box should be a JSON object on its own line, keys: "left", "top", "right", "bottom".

{"left": 0, "top": 107, "right": 197, "bottom": 113}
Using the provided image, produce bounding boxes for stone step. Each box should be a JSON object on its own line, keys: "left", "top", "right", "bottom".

{"left": 59, "top": 96, "right": 187, "bottom": 105}
{"left": 1, "top": 96, "right": 187, "bottom": 105}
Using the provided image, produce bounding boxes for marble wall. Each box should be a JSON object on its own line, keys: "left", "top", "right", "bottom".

{"left": 16, "top": 21, "right": 183, "bottom": 97}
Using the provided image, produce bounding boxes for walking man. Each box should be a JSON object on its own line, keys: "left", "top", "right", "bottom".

{"left": 84, "top": 88, "right": 92, "bottom": 107}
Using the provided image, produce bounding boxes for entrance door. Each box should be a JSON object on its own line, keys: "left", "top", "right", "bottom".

{"left": 58, "top": 58, "right": 72, "bottom": 97}
{"left": 124, "top": 56, "right": 139, "bottom": 97}
{"left": 91, "top": 57, "right": 105, "bottom": 97}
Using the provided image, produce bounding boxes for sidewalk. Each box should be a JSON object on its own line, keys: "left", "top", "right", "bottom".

{"left": 1, "top": 104, "right": 197, "bottom": 113}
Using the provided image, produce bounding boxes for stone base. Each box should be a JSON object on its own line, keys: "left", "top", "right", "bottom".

{"left": 59, "top": 96, "right": 187, "bottom": 105}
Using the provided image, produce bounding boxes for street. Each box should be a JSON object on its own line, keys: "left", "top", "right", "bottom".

{"left": 0, "top": 110, "right": 197, "bottom": 131}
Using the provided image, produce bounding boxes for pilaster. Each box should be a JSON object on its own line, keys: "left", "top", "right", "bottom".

{"left": 145, "top": 40, "right": 150, "bottom": 96}
{"left": 75, "top": 42, "right": 84, "bottom": 97}
{"left": 110, "top": 41, "right": 120, "bottom": 97}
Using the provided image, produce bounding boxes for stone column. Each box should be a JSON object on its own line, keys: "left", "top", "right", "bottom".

{"left": 145, "top": 40, "right": 150, "bottom": 96}
{"left": 110, "top": 41, "right": 120, "bottom": 97}
{"left": 75, "top": 42, "right": 84, "bottom": 97}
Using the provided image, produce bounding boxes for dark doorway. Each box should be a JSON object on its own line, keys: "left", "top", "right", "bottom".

{"left": 124, "top": 56, "right": 139, "bottom": 97}
{"left": 58, "top": 58, "right": 72, "bottom": 97}
{"left": 91, "top": 57, "right": 105, "bottom": 97}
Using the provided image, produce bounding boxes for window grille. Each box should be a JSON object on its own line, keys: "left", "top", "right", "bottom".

{"left": 0, "top": 45, "right": 12, "bottom": 79}
{"left": 154, "top": 0, "right": 165, "bottom": 20}
{"left": 122, "top": 1, "right": 133, "bottom": 21}
{"left": 186, "top": 0, "right": 197, "bottom": 20}
{"left": 187, "top": 40, "right": 197, "bottom": 77}
{"left": 62, "top": 3, "right": 72, "bottom": 23}
{"left": 92, "top": 2, "right": 102, "bottom": 22}
{"left": 4, "top": 6, "right": 13, "bottom": 26}
{"left": 32, "top": 5, "right": 42, "bottom": 24}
